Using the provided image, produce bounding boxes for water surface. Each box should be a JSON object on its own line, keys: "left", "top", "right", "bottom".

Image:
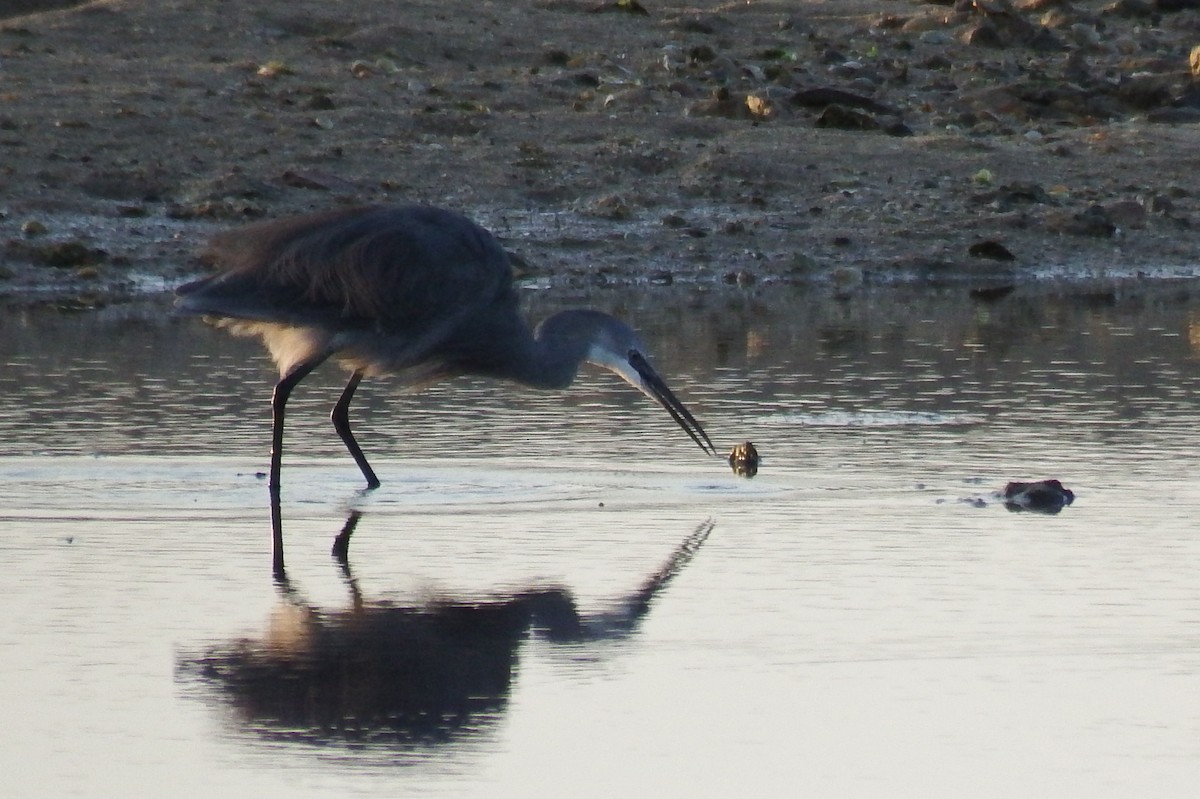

{"left": 1, "top": 283, "right": 1198, "bottom": 797}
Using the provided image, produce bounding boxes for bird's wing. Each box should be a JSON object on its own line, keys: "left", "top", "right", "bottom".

{"left": 176, "top": 205, "right": 516, "bottom": 340}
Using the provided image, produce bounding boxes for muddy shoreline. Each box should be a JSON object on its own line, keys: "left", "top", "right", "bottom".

{"left": 1, "top": 0, "right": 1198, "bottom": 303}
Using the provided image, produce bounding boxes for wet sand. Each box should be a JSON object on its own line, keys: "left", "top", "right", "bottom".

{"left": 1, "top": 0, "right": 1199, "bottom": 300}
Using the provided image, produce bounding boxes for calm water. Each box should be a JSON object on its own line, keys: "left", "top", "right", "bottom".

{"left": 2, "top": 283, "right": 1199, "bottom": 797}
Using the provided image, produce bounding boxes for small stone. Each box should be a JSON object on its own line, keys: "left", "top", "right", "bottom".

{"left": 814, "top": 104, "right": 881, "bottom": 131}
{"left": 1046, "top": 204, "right": 1117, "bottom": 237}
{"left": 30, "top": 240, "right": 106, "bottom": 268}
{"left": 1104, "top": 200, "right": 1147, "bottom": 229}
{"left": 1003, "top": 479, "right": 1075, "bottom": 514}
{"left": 962, "top": 21, "right": 1006, "bottom": 48}
{"left": 1146, "top": 107, "right": 1200, "bottom": 123}
{"left": 1102, "top": 0, "right": 1154, "bottom": 16}
{"left": 901, "top": 13, "right": 950, "bottom": 33}
{"left": 918, "top": 30, "right": 953, "bottom": 46}
{"left": 256, "top": 61, "right": 292, "bottom": 78}
{"left": 745, "top": 93, "right": 775, "bottom": 118}
{"left": 685, "top": 87, "right": 746, "bottom": 118}
{"left": 968, "top": 240, "right": 1016, "bottom": 260}
{"left": 21, "top": 219, "right": 47, "bottom": 237}
{"left": 590, "top": 194, "right": 632, "bottom": 220}
{"left": 305, "top": 93, "right": 336, "bottom": 111}
{"left": 972, "top": 168, "right": 995, "bottom": 186}
{"left": 1140, "top": 194, "right": 1174, "bottom": 214}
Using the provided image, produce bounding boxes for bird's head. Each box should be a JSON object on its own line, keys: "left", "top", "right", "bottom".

{"left": 539, "top": 310, "right": 715, "bottom": 456}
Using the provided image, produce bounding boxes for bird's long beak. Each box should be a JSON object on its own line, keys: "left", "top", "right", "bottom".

{"left": 627, "top": 351, "right": 717, "bottom": 456}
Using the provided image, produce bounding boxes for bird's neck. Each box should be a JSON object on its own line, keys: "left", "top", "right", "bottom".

{"left": 508, "top": 311, "right": 597, "bottom": 390}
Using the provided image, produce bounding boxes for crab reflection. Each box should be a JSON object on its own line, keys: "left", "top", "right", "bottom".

{"left": 179, "top": 516, "right": 713, "bottom": 749}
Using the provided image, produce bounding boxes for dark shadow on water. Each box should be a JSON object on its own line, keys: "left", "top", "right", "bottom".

{"left": 176, "top": 516, "right": 714, "bottom": 752}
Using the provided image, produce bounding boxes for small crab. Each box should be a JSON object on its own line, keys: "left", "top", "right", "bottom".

{"left": 728, "top": 441, "right": 760, "bottom": 478}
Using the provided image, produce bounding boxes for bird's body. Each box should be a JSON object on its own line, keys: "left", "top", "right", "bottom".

{"left": 177, "top": 204, "right": 714, "bottom": 571}
{"left": 182, "top": 206, "right": 521, "bottom": 382}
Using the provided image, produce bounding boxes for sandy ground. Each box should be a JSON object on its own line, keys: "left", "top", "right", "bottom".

{"left": 1, "top": 0, "right": 1199, "bottom": 301}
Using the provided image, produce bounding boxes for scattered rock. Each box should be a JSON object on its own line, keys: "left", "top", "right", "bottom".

{"left": 1140, "top": 193, "right": 1175, "bottom": 214}
{"left": 279, "top": 169, "right": 361, "bottom": 193}
{"left": 7, "top": 239, "right": 108, "bottom": 268}
{"left": 971, "top": 181, "right": 1053, "bottom": 210}
{"left": 1146, "top": 107, "right": 1200, "bottom": 124}
{"left": 685, "top": 87, "right": 746, "bottom": 118}
{"left": 1003, "top": 479, "right": 1075, "bottom": 513}
{"left": 968, "top": 240, "right": 1017, "bottom": 260}
{"left": 1103, "top": 0, "right": 1155, "bottom": 17}
{"left": 590, "top": 0, "right": 649, "bottom": 15}
{"left": 588, "top": 194, "right": 633, "bottom": 220}
{"left": 722, "top": 269, "right": 756, "bottom": 286}
{"left": 789, "top": 87, "right": 899, "bottom": 116}
{"left": 1044, "top": 204, "right": 1118, "bottom": 237}
{"left": 1103, "top": 200, "right": 1147, "bottom": 229}
{"left": 814, "top": 104, "right": 911, "bottom": 136}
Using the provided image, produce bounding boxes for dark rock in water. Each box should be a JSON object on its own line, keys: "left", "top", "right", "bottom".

{"left": 968, "top": 239, "right": 1016, "bottom": 261}
{"left": 1003, "top": 479, "right": 1075, "bottom": 513}
{"left": 728, "top": 442, "right": 760, "bottom": 478}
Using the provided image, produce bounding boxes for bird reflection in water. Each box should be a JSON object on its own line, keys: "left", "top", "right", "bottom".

{"left": 178, "top": 515, "right": 714, "bottom": 749}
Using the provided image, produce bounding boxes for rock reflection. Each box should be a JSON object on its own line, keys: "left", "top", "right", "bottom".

{"left": 178, "top": 516, "right": 713, "bottom": 749}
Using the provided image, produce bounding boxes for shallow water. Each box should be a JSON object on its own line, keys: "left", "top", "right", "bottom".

{"left": 2, "top": 282, "right": 1199, "bottom": 797}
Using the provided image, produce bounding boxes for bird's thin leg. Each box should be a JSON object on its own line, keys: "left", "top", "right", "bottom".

{"left": 269, "top": 358, "right": 325, "bottom": 577}
{"left": 330, "top": 369, "right": 381, "bottom": 489}
{"left": 331, "top": 509, "right": 363, "bottom": 566}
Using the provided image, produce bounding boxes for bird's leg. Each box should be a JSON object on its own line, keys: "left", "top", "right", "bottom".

{"left": 331, "top": 509, "right": 363, "bottom": 566}
{"left": 269, "top": 358, "right": 324, "bottom": 576}
{"left": 330, "top": 369, "right": 381, "bottom": 489}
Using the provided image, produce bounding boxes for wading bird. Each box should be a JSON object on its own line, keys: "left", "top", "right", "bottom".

{"left": 176, "top": 205, "right": 715, "bottom": 572}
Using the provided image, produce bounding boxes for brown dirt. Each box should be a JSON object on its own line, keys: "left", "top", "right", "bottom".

{"left": 1, "top": 0, "right": 1199, "bottom": 300}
